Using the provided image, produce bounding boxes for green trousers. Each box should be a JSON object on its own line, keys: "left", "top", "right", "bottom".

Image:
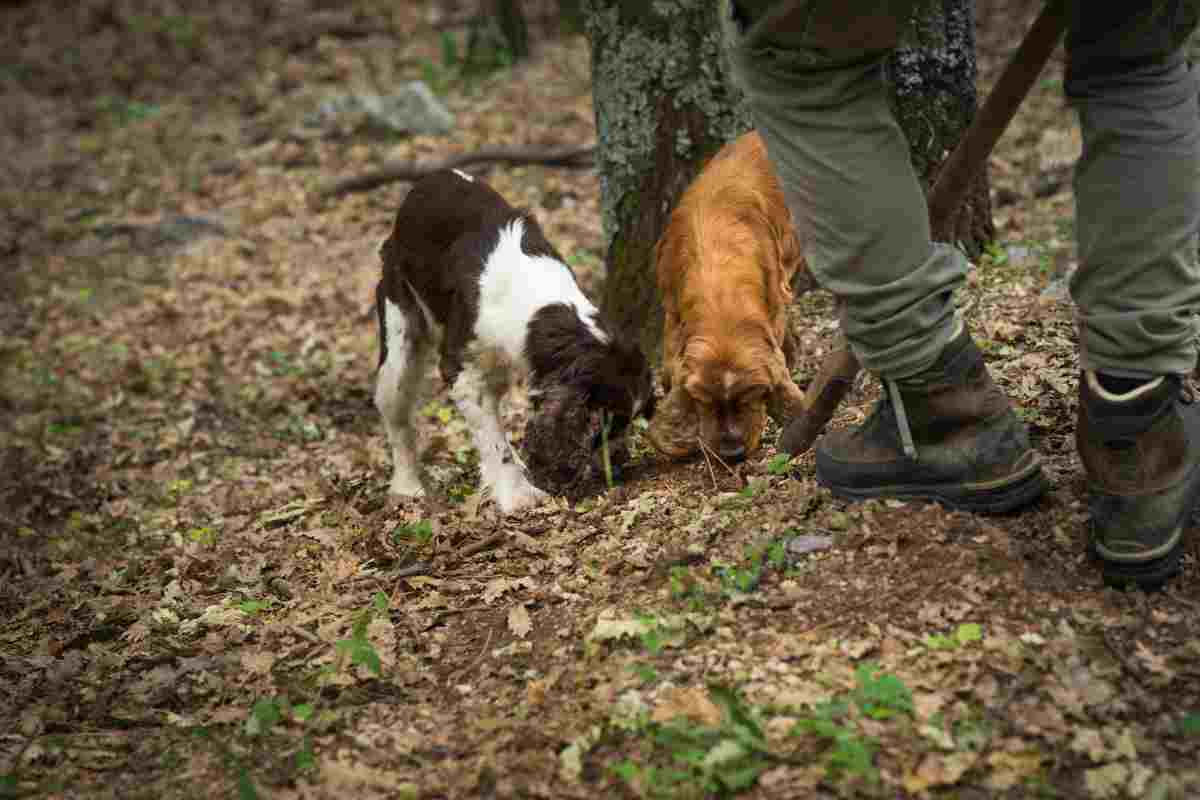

{"left": 724, "top": 0, "right": 1200, "bottom": 379}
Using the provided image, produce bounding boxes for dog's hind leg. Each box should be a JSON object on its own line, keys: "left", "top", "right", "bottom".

{"left": 375, "top": 282, "right": 433, "bottom": 497}
{"left": 450, "top": 360, "right": 548, "bottom": 514}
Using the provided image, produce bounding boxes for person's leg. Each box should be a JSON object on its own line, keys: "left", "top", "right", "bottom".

{"left": 1066, "top": 0, "right": 1200, "bottom": 586}
{"left": 723, "top": 0, "right": 1045, "bottom": 512}
{"left": 726, "top": 0, "right": 960, "bottom": 379}
{"left": 1068, "top": 2, "right": 1200, "bottom": 377}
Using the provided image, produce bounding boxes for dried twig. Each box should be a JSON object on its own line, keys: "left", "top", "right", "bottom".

{"left": 318, "top": 144, "right": 595, "bottom": 197}
{"left": 457, "top": 532, "right": 506, "bottom": 561}
{"left": 696, "top": 436, "right": 737, "bottom": 478}
{"left": 290, "top": 625, "right": 322, "bottom": 644}
{"left": 394, "top": 561, "right": 434, "bottom": 579}
{"left": 697, "top": 436, "right": 719, "bottom": 489}
{"left": 448, "top": 625, "right": 495, "bottom": 686}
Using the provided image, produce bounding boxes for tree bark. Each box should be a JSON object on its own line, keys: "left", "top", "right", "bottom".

{"left": 584, "top": 0, "right": 753, "bottom": 359}
{"left": 889, "top": 0, "right": 993, "bottom": 254}
{"left": 585, "top": 0, "right": 990, "bottom": 359}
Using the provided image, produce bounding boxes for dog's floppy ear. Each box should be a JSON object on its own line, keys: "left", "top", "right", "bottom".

{"left": 765, "top": 347, "right": 808, "bottom": 425}
{"left": 531, "top": 383, "right": 583, "bottom": 426}
{"left": 646, "top": 383, "right": 699, "bottom": 460}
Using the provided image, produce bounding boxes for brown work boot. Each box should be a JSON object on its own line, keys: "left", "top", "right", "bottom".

{"left": 815, "top": 329, "right": 1046, "bottom": 513}
{"left": 1077, "top": 370, "right": 1200, "bottom": 588}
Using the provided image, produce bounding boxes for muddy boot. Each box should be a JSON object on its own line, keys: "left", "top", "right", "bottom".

{"left": 815, "top": 329, "right": 1047, "bottom": 513}
{"left": 1077, "top": 370, "right": 1200, "bottom": 588}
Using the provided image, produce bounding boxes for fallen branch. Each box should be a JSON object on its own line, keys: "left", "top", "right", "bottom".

{"left": 318, "top": 144, "right": 595, "bottom": 197}
{"left": 456, "top": 531, "right": 507, "bottom": 561}
{"left": 393, "top": 561, "right": 435, "bottom": 579}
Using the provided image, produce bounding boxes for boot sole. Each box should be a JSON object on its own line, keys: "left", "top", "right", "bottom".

{"left": 1091, "top": 492, "right": 1193, "bottom": 591}
{"left": 1092, "top": 537, "right": 1183, "bottom": 590}
{"left": 820, "top": 459, "right": 1048, "bottom": 514}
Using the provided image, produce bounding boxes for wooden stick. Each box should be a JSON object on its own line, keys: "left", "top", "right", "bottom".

{"left": 778, "top": 339, "right": 860, "bottom": 456}
{"left": 927, "top": 0, "right": 1068, "bottom": 230}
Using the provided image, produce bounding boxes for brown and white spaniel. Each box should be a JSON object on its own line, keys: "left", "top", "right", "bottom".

{"left": 647, "top": 131, "right": 810, "bottom": 463}
{"left": 375, "top": 169, "right": 655, "bottom": 513}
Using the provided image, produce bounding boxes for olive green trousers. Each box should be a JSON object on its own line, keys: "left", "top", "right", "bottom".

{"left": 723, "top": 0, "right": 1200, "bottom": 379}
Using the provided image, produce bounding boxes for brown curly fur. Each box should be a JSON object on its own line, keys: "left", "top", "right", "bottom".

{"left": 647, "top": 131, "right": 811, "bottom": 461}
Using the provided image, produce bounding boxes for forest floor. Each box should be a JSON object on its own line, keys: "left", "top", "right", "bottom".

{"left": 1, "top": 1, "right": 1198, "bottom": 798}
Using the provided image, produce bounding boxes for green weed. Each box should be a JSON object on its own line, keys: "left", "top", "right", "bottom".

{"left": 791, "top": 699, "right": 878, "bottom": 783}
{"left": 629, "top": 662, "right": 660, "bottom": 686}
{"left": 566, "top": 248, "right": 602, "bottom": 271}
{"left": 209, "top": 592, "right": 391, "bottom": 796}
{"left": 334, "top": 596, "right": 388, "bottom": 677}
{"left": 785, "top": 663, "right": 915, "bottom": 785}
{"left": 609, "top": 685, "right": 772, "bottom": 798}
{"left": 921, "top": 622, "right": 983, "bottom": 651}
{"left": 421, "top": 400, "right": 455, "bottom": 424}
{"left": 97, "top": 95, "right": 160, "bottom": 126}
{"left": 392, "top": 519, "right": 434, "bottom": 546}
{"left": 852, "top": 662, "right": 914, "bottom": 721}
{"left": 237, "top": 598, "right": 276, "bottom": 616}
{"left": 279, "top": 415, "right": 323, "bottom": 443}
{"left": 187, "top": 526, "right": 219, "bottom": 547}
{"left": 766, "top": 453, "right": 794, "bottom": 476}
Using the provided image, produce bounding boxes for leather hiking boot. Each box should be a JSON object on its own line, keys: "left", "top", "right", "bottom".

{"left": 1078, "top": 370, "right": 1200, "bottom": 588}
{"left": 815, "top": 329, "right": 1046, "bottom": 513}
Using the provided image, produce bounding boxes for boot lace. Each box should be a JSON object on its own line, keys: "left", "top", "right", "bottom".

{"left": 886, "top": 378, "right": 918, "bottom": 461}
{"left": 1182, "top": 378, "right": 1198, "bottom": 405}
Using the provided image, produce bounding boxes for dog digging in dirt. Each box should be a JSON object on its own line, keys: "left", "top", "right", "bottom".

{"left": 374, "top": 169, "right": 656, "bottom": 513}
{"left": 648, "top": 131, "right": 811, "bottom": 464}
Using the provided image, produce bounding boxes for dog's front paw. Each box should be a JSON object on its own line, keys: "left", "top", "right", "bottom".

{"left": 491, "top": 472, "right": 550, "bottom": 514}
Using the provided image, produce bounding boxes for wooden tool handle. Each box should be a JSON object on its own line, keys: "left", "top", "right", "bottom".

{"left": 778, "top": 340, "right": 860, "bottom": 456}
{"left": 780, "top": 1, "right": 1068, "bottom": 456}
{"left": 928, "top": 0, "right": 1068, "bottom": 229}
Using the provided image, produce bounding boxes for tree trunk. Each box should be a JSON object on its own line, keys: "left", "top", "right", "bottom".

{"left": 585, "top": 0, "right": 990, "bottom": 359}
{"left": 584, "top": 0, "right": 753, "bottom": 359}
{"left": 889, "top": 0, "right": 992, "bottom": 254}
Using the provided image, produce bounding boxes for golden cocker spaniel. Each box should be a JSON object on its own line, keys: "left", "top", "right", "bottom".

{"left": 647, "top": 131, "right": 810, "bottom": 463}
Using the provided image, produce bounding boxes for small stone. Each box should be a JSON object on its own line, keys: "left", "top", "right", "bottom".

{"left": 313, "top": 81, "right": 455, "bottom": 138}
{"left": 785, "top": 533, "right": 835, "bottom": 557}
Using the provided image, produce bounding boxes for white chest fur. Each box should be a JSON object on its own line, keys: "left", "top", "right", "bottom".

{"left": 474, "top": 219, "right": 607, "bottom": 365}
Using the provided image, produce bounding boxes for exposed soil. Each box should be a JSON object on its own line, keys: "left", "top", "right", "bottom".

{"left": 1, "top": 2, "right": 1197, "bottom": 799}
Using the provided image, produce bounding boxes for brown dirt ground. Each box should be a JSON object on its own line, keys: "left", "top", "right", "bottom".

{"left": 1, "top": 2, "right": 1198, "bottom": 799}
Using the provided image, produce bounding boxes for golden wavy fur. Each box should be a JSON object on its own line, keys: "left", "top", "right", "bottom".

{"left": 648, "top": 131, "right": 811, "bottom": 462}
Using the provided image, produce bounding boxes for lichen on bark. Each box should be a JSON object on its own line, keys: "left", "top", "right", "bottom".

{"left": 889, "top": 0, "right": 993, "bottom": 254}
{"left": 585, "top": 0, "right": 751, "bottom": 248}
